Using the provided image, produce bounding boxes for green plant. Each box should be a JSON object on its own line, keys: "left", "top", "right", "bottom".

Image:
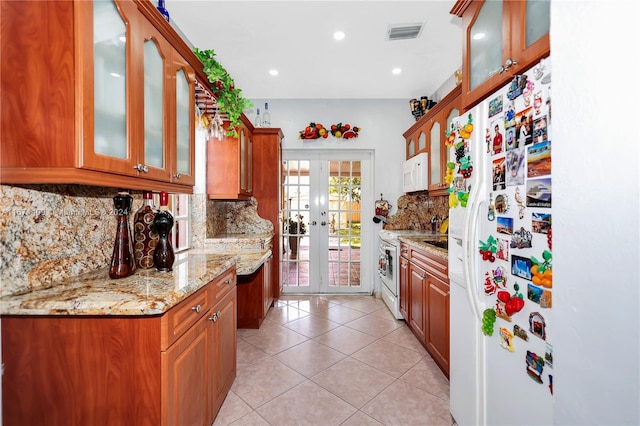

{"left": 194, "top": 48, "right": 253, "bottom": 138}
{"left": 287, "top": 214, "right": 307, "bottom": 235}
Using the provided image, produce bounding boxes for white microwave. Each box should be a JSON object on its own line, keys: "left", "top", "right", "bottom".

{"left": 402, "top": 152, "right": 429, "bottom": 192}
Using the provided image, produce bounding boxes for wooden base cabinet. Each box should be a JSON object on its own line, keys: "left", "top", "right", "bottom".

{"left": 1, "top": 266, "right": 237, "bottom": 426}
{"left": 237, "top": 256, "right": 273, "bottom": 329}
{"left": 401, "top": 244, "right": 450, "bottom": 377}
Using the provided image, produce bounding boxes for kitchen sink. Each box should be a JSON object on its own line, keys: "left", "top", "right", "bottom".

{"left": 423, "top": 239, "right": 448, "bottom": 250}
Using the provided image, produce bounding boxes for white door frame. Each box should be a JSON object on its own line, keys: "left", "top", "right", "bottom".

{"left": 282, "top": 149, "right": 373, "bottom": 294}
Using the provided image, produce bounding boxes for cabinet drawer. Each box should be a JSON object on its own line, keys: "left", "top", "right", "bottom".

{"left": 410, "top": 248, "right": 448, "bottom": 283}
{"left": 400, "top": 243, "right": 410, "bottom": 259}
{"left": 212, "top": 267, "right": 237, "bottom": 305}
{"left": 161, "top": 284, "right": 211, "bottom": 350}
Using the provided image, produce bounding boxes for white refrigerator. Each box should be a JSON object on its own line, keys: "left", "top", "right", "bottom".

{"left": 448, "top": 57, "right": 553, "bottom": 425}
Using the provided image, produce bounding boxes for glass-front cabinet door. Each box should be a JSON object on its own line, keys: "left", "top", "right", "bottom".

{"left": 170, "top": 51, "right": 196, "bottom": 186}
{"left": 140, "top": 18, "right": 171, "bottom": 181}
{"left": 456, "top": 0, "right": 549, "bottom": 110}
{"left": 79, "top": 0, "right": 138, "bottom": 175}
{"left": 429, "top": 120, "right": 441, "bottom": 189}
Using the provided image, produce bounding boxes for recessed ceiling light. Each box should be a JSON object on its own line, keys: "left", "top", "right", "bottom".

{"left": 473, "top": 32, "right": 485, "bottom": 40}
{"left": 269, "top": 69, "right": 279, "bottom": 76}
{"left": 333, "top": 31, "right": 345, "bottom": 41}
{"left": 392, "top": 68, "right": 402, "bottom": 75}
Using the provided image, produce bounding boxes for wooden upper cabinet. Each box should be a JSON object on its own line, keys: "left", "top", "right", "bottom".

{"left": 207, "top": 117, "right": 254, "bottom": 200}
{"left": 0, "top": 0, "right": 197, "bottom": 192}
{"left": 451, "top": 0, "right": 550, "bottom": 111}
{"left": 403, "top": 85, "right": 461, "bottom": 195}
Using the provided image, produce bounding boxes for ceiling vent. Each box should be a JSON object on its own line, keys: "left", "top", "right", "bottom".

{"left": 387, "top": 23, "right": 424, "bottom": 41}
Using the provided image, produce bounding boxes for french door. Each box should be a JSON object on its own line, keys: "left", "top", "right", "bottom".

{"left": 281, "top": 150, "right": 373, "bottom": 294}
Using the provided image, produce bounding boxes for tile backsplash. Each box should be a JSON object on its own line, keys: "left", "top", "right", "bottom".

{"left": 383, "top": 193, "right": 449, "bottom": 231}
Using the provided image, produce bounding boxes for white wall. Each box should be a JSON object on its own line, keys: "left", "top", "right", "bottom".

{"left": 248, "top": 99, "right": 415, "bottom": 294}
{"left": 552, "top": 1, "right": 640, "bottom": 424}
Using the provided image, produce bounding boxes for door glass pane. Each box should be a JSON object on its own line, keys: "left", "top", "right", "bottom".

{"left": 430, "top": 121, "right": 441, "bottom": 185}
{"left": 247, "top": 135, "right": 252, "bottom": 192}
{"left": 469, "top": 0, "right": 503, "bottom": 91}
{"left": 525, "top": 0, "right": 550, "bottom": 46}
{"left": 327, "top": 161, "right": 361, "bottom": 290}
{"left": 175, "top": 68, "right": 191, "bottom": 175}
{"left": 144, "top": 38, "right": 164, "bottom": 169}
{"left": 93, "top": 0, "right": 127, "bottom": 159}
{"left": 408, "top": 139, "right": 415, "bottom": 157}
{"left": 418, "top": 132, "right": 426, "bottom": 152}
{"left": 445, "top": 108, "right": 459, "bottom": 164}
{"left": 282, "top": 160, "right": 310, "bottom": 288}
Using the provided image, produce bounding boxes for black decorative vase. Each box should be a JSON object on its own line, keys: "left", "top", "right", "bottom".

{"left": 109, "top": 193, "right": 136, "bottom": 279}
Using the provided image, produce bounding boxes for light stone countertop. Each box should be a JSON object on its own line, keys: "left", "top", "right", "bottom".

{"left": 1, "top": 245, "right": 272, "bottom": 317}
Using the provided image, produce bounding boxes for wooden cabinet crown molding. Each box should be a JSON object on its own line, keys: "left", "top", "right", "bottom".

{"left": 450, "top": 0, "right": 473, "bottom": 17}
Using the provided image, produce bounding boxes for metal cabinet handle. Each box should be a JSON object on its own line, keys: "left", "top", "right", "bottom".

{"left": 173, "top": 172, "right": 181, "bottom": 179}
{"left": 191, "top": 304, "right": 201, "bottom": 313}
{"left": 224, "top": 278, "right": 232, "bottom": 285}
{"left": 209, "top": 312, "right": 218, "bottom": 322}
{"left": 420, "top": 273, "right": 427, "bottom": 279}
{"left": 497, "top": 57, "right": 518, "bottom": 74}
{"left": 320, "top": 221, "right": 327, "bottom": 226}
{"left": 310, "top": 221, "right": 317, "bottom": 226}
{"left": 133, "top": 163, "right": 148, "bottom": 173}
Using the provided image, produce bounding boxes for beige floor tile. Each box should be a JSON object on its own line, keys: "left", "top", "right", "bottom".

{"left": 351, "top": 339, "right": 424, "bottom": 378}
{"left": 368, "top": 305, "right": 399, "bottom": 321}
{"left": 212, "top": 391, "right": 253, "bottom": 426}
{"left": 399, "top": 357, "right": 450, "bottom": 401}
{"left": 241, "top": 324, "right": 309, "bottom": 355}
{"left": 341, "top": 410, "right": 385, "bottom": 425}
{"left": 311, "top": 304, "right": 368, "bottom": 324}
{"left": 275, "top": 339, "right": 346, "bottom": 377}
{"left": 361, "top": 380, "right": 452, "bottom": 426}
{"left": 344, "top": 314, "right": 404, "bottom": 338}
{"left": 381, "top": 325, "right": 429, "bottom": 355}
{"left": 312, "top": 325, "right": 378, "bottom": 355}
{"left": 311, "top": 357, "right": 396, "bottom": 409}
{"left": 231, "top": 357, "right": 306, "bottom": 409}
{"left": 290, "top": 297, "right": 340, "bottom": 314}
{"left": 341, "top": 297, "right": 387, "bottom": 313}
{"left": 236, "top": 338, "right": 270, "bottom": 369}
{"left": 256, "top": 380, "right": 357, "bottom": 426}
{"left": 283, "top": 314, "right": 341, "bottom": 338}
{"left": 264, "top": 304, "right": 310, "bottom": 325}
{"left": 228, "top": 410, "right": 271, "bottom": 426}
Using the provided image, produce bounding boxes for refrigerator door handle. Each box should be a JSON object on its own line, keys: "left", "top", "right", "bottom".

{"left": 463, "top": 179, "right": 486, "bottom": 322}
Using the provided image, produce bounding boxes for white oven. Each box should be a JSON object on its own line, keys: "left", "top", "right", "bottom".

{"left": 378, "top": 230, "right": 402, "bottom": 319}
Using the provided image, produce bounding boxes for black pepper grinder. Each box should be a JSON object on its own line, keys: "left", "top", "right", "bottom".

{"left": 109, "top": 192, "right": 136, "bottom": 279}
{"left": 153, "top": 191, "right": 175, "bottom": 272}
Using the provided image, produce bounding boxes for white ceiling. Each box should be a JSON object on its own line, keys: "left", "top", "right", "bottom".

{"left": 166, "top": 0, "right": 463, "bottom": 100}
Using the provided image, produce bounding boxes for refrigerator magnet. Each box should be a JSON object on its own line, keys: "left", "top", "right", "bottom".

{"left": 540, "top": 290, "right": 552, "bottom": 309}
{"left": 514, "top": 187, "right": 526, "bottom": 219}
{"left": 510, "top": 226, "right": 533, "bottom": 249}
{"left": 526, "top": 350, "right": 545, "bottom": 384}
{"left": 499, "top": 327, "right": 516, "bottom": 352}
{"left": 495, "top": 193, "right": 510, "bottom": 214}
{"left": 544, "top": 343, "right": 553, "bottom": 367}
{"left": 529, "top": 312, "right": 547, "bottom": 340}
{"left": 484, "top": 272, "right": 497, "bottom": 295}
{"left": 497, "top": 238, "right": 510, "bottom": 261}
{"left": 507, "top": 75, "right": 528, "bottom": 101}
{"left": 528, "top": 283, "right": 544, "bottom": 304}
{"left": 513, "top": 324, "right": 529, "bottom": 341}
